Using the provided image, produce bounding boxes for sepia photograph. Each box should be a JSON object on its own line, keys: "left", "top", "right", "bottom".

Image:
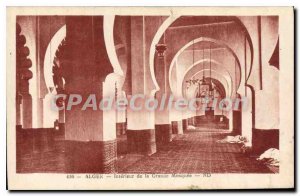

{"left": 6, "top": 6, "right": 294, "bottom": 190}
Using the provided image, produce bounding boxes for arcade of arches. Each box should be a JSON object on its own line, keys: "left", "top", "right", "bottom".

{"left": 16, "top": 15, "right": 279, "bottom": 173}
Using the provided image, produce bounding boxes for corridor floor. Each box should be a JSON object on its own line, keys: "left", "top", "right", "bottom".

{"left": 16, "top": 128, "right": 277, "bottom": 173}
{"left": 117, "top": 130, "right": 276, "bottom": 174}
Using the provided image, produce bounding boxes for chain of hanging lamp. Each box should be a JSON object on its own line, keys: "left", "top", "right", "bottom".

{"left": 156, "top": 16, "right": 167, "bottom": 58}
{"left": 234, "top": 59, "right": 236, "bottom": 96}
{"left": 185, "top": 41, "right": 216, "bottom": 103}
{"left": 199, "top": 44, "right": 207, "bottom": 104}
{"left": 186, "top": 39, "right": 198, "bottom": 87}
{"left": 209, "top": 44, "right": 214, "bottom": 98}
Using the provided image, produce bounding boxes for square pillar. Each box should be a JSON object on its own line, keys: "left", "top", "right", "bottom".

{"left": 63, "top": 16, "right": 116, "bottom": 173}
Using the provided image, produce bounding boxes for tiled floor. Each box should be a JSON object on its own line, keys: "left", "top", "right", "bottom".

{"left": 16, "top": 130, "right": 66, "bottom": 173}
{"left": 16, "top": 128, "right": 276, "bottom": 173}
{"left": 118, "top": 130, "right": 275, "bottom": 173}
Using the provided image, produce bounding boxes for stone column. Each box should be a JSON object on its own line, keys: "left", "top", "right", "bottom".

{"left": 185, "top": 85, "right": 196, "bottom": 127}
{"left": 182, "top": 110, "right": 190, "bottom": 133}
{"left": 182, "top": 118, "right": 188, "bottom": 132}
{"left": 127, "top": 108, "right": 156, "bottom": 155}
{"left": 187, "top": 109, "right": 196, "bottom": 126}
{"left": 52, "top": 38, "right": 66, "bottom": 132}
{"left": 16, "top": 23, "right": 33, "bottom": 129}
{"left": 171, "top": 108, "right": 184, "bottom": 135}
{"left": 21, "top": 94, "right": 33, "bottom": 129}
{"left": 16, "top": 95, "right": 22, "bottom": 129}
{"left": 154, "top": 44, "right": 172, "bottom": 146}
{"left": 36, "top": 98, "right": 44, "bottom": 128}
{"left": 239, "top": 16, "right": 279, "bottom": 154}
{"left": 241, "top": 90, "right": 253, "bottom": 145}
{"left": 126, "top": 16, "right": 157, "bottom": 155}
{"left": 115, "top": 44, "right": 128, "bottom": 136}
{"left": 232, "top": 109, "right": 242, "bottom": 135}
{"left": 252, "top": 16, "right": 279, "bottom": 154}
{"left": 188, "top": 116, "right": 195, "bottom": 126}
{"left": 116, "top": 91, "right": 127, "bottom": 136}
{"left": 63, "top": 16, "right": 116, "bottom": 173}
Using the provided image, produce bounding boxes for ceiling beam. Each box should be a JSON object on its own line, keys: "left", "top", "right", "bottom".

{"left": 184, "top": 47, "right": 227, "bottom": 51}
{"left": 168, "top": 21, "right": 235, "bottom": 31}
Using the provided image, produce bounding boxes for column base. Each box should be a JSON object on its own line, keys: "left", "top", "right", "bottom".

{"left": 193, "top": 116, "right": 196, "bottom": 125}
{"left": 64, "top": 140, "right": 117, "bottom": 173}
{"left": 122, "top": 123, "right": 127, "bottom": 135}
{"left": 252, "top": 128, "right": 279, "bottom": 155}
{"left": 127, "top": 129, "right": 156, "bottom": 155}
{"left": 195, "top": 115, "right": 202, "bottom": 125}
{"left": 16, "top": 128, "right": 55, "bottom": 173}
{"left": 171, "top": 121, "right": 183, "bottom": 134}
{"left": 187, "top": 117, "right": 194, "bottom": 126}
{"left": 56, "top": 123, "right": 65, "bottom": 138}
{"left": 182, "top": 119, "right": 188, "bottom": 132}
{"left": 22, "top": 94, "right": 32, "bottom": 129}
{"left": 233, "top": 111, "right": 242, "bottom": 135}
{"left": 231, "top": 128, "right": 242, "bottom": 136}
{"left": 171, "top": 121, "right": 178, "bottom": 134}
{"left": 58, "top": 123, "right": 65, "bottom": 131}
{"left": 116, "top": 122, "right": 126, "bottom": 136}
{"left": 155, "top": 124, "right": 172, "bottom": 145}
